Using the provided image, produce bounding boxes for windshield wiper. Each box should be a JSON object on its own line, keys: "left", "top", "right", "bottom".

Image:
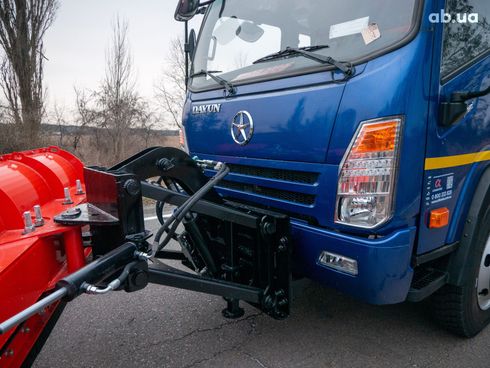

{"left": 253, "top": 45, "right": 355, "bottom": 79}
{"left": 253, "top": 45, "right": 330, "bottom": 64}
{"left": 190, "top": 70, "right": 236, "bottom": 95}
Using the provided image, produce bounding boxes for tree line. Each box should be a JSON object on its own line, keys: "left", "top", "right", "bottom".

{"left": 0, "top": 0, "right": 185, "bottom": 164}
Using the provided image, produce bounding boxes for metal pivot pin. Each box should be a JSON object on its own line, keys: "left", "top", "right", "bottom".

{"left": 23, "top": 211, "right": 35, "bottom": 234}
{"left": 75, "top": 179, "right": 85, "bottom": 195}
{"left": 63, "top": 188, "right": 73, "bottom": 205}
{"left": 33, "top": 205, "right": 45, "bottom": 227}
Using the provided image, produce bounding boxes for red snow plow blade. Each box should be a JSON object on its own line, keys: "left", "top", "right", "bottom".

{"left": 0, "top": 147, "right": 87, "bottom": 367}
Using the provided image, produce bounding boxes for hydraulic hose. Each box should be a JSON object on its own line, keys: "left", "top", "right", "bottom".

{"left": 153, "top": 163, "right": 229, "bottom": 251}
{"left": 155, "top": 178, "right": 180, "bottom": 225}
{"left": 153, "top": 163, "right": 229, "bottom": 253}
{"left": 81, "top": 261, "right": 139, "bottom": 295}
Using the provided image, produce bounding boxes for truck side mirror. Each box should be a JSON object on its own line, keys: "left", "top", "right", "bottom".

{"left": 440, "top": 86, "right": 490, "bottom": 127}
{"left": 439, "top": 96, "right": 469, "bottom": 127}
{"left": 175, "top": 0, "right": 200, "bottom": 22}
{"left": 185, "top": 29, "right": 197, "bottom": 62}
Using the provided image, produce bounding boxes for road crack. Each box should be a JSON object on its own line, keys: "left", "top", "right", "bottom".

{"left": 153, "top": 312, "right": 263, "bottom": 346}
{"left": 242, "top": 351, "right": 269, "bottom": 368}
{"left": 180, "top": 313, "right": 263, "bottom": 368}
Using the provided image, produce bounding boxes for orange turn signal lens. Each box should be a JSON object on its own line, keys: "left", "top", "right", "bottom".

{"left": 429, "top": 208, "right": 450, "bottom": 229}
{"left": 352, "top": 121, "right": 399, "bottom": 154}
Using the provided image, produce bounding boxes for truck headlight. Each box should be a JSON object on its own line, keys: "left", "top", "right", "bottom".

{"left": 335, "top": 117, "right": 402, "bottom": 229}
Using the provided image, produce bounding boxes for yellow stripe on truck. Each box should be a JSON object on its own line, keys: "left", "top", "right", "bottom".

{"left": 425, "top": 150, "right": 490, "bottom": 170}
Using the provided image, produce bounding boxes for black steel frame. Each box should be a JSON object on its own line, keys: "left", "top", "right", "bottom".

{"left": 148, "top": 263, "right": 262, "bottom": 304}
{"left": 99, "top": 147, "right": 292, "bottom": 319}
{"left": 142, "top": 179, "right": 291, "bottom": 319}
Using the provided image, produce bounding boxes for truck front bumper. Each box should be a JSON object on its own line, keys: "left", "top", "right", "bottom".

{"left": 292, "top": 222, "right": 416, "bottom": 305}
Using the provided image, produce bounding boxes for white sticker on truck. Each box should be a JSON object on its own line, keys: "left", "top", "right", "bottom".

{"left": 425, "top": 173, "right": 455, "bottom": 206}
{"left": 329, "top": 17, "right": 370, "bottom": 39}
{"left": 362, "top": 23, "right": 381, "bottom": 45}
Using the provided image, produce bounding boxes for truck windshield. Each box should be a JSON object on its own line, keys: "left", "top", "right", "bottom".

{"left": 191, "top": 0, "right": 419, "bottom": 91}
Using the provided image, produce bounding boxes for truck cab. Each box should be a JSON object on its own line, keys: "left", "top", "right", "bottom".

{"left": 177, "top": 0, "right": 490, "bottom": 336}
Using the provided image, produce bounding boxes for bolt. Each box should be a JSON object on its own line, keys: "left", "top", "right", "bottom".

{"left": 262, "top": 221, "right": 276, "bottom": 235}
{"left": 157, "top": 158, "right": 175, "bottom": 172}
{"left": 33, "top": 205, "right": 45, "bottom": 227}
{"left": 21, "top": 327, "right": 30, "bottom": 333}
{"left": 278, "top": 297, "right": 289, "bottom": 308}
{"left": 263, "top": 295, "right": 274, "bottom": 310}
{"left": 61, "top": 207, "right": 82, "bottom": 219}
{"left": 63, "top": 187, "right": 73, "bottom": 205}
{"left": 124, "top": 179, "right": 140, "bottom": 196}
{"left": 23, "top": 211, "right": 35, "bottom": 234}
{"left": 278, "top": 237, "right": 289, "bottom": 252}
{"left": 75, "top": 179, "right": 85, "bottom": 195}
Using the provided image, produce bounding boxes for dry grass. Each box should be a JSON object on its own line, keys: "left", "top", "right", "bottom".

{"left": 45, "top": 131, "right": 180, "bottom": 167}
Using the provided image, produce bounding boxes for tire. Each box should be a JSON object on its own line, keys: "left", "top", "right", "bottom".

{"left": 430, "top": 200, "right": 490, "bottom": 337}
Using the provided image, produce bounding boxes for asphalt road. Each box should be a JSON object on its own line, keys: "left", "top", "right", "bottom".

{"left": 33, "top": 214, "right": 490, "bottom": 368}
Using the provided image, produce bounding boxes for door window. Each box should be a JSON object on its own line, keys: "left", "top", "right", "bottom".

{"left": 441, "top": 0, "right": 490, "bottom": 78}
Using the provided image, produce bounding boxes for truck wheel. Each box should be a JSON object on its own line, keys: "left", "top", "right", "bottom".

{"left": 430, "top": 204, "right": 490, "bottom": 337}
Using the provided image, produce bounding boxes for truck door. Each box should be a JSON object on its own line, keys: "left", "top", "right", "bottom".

{"left": 418, "top": 0, "right": 490, "bottom": 255}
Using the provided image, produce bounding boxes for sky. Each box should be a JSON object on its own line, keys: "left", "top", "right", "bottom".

{"left": 43, "top": 0, "right": 188, "bottom": 111}
{"left": 36, "top": 0, "right": 490, "bottom": 114}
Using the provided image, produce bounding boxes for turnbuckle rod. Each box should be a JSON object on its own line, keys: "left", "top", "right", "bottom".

{"left": 0, "top": 242, "right": 139, "bottom": 335}
{"left": 0, "top": 288, "right": 68, "bottom": 334}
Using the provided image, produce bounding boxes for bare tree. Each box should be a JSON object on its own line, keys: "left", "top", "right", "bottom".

{"left": 139, "top": 108, "right": 155, "bottom": 147}
{"left": 52, "top": 102, "right": 66, "bottom": 147}
{"left": 100, "top": 17, "right": 138, "bottom": 161}
{"left": 0, "top": 0, "right": 59, "bottom": 148}
{"left": 75, "top": 16, "right": 151, "bottom": 164}
{"left": 155, "top": 37, "right": 186, "bottom": 129}
{"left": 0, "top": 104, "right": 23, "bottom": 153}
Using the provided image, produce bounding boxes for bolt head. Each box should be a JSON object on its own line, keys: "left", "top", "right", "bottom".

{"left": 62, "top": 207, "right": 82, "bottom": 219}
{"left": 124, "top": 179, "right": 141, "bottom": 197}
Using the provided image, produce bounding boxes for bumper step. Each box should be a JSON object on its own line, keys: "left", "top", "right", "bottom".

{"left": 407, "top": 268, "right": 448, "bottom": 302}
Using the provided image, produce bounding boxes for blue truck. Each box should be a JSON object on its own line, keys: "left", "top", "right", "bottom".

{"left": 1, "top": 2, "right": 490, "bottom": 362}
{"left": 175, "top": 0, "right": 490, "bottom": 336}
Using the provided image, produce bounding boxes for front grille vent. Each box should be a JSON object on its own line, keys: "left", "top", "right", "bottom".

{"left": 228, "top": 164, "right": 319, "bottom": 184}
{"left": 218, "top": 180, "right": 316, "bottom": 206}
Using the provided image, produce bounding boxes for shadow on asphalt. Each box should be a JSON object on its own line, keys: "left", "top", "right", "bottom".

{"left": 33, "top": 278, "right": 490, "bottom": 368}
{"left": 34, "top": 215, "right": 490, "bottom": 368}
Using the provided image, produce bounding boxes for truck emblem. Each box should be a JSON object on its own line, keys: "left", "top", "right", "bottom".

{"left": 231, "top": 111, "right": 254, "bottom": 146}
{"left": 192, "top": 104, "right": 222, "bottom": 114}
